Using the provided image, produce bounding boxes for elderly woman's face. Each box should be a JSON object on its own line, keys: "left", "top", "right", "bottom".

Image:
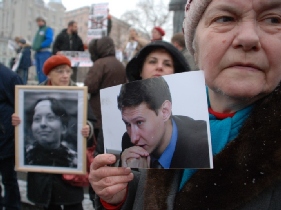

{"left": 32, "top": 100, "right": 66, "bottom": 149}
{"left": 141, "top": 49, "right": 174, "bottom": 79}
{"left": 47, "top": 64, "right": 72, "bottom": 86}
{"left": 194, "top": 0, "right": 281, "bottom": 100}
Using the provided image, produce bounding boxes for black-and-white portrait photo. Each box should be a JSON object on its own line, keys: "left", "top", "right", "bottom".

{"left": 15, "top": 86, "right": 87, "bottom": 174}
{"left": 101, "top": 71, "right": 213, "bottom": 169}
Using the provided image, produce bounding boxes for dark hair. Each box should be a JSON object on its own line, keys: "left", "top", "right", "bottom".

{"left": 68, "top": 20, "right": 76, "bottom": 27}
{"left": 117, "top": 77, "right": 171, "bottom": 114}
{"left": 171, "top": 33, "right": 186, "bottom": 48}
{"left": 26, "top": 98, "right": 69, "bottom": 127}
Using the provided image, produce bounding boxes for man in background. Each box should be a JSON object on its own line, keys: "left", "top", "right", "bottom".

{"left": 32, "top": 17, "right": 53, "bottom": 83}
{"left": 0, "top": 63, "right": 22, "bottom": 209}
{"left": 52, "top": 20, "right": 84, "bottom": 82}
{"left": 171, "top": 33, "right": 198, "bottom": 70}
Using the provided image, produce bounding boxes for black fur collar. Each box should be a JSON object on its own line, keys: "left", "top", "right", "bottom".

{"left": 144, "top": 85, "right": 281, "bottom": 210}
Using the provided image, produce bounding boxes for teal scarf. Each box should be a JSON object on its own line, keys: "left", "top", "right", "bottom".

{"left": 179, "top": 96, "right": 253, "bottom": 190}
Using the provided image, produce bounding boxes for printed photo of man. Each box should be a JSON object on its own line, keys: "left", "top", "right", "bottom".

{"left": 117, "top": 77, "right": 210, "bottom": 169}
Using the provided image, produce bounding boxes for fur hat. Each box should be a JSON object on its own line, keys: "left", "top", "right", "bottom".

{"left": 154, "top": 26, "right": 165, "bottom": 36}
{"left": 184, "top": 0, "right": 212, "bottom": 56}
{"left": 43, "top": 55, "right": 71, "bottom": 76}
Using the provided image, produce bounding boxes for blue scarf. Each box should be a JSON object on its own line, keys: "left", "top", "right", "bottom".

{"left": 179, "top": 97, "right": 253, "bottom": 190}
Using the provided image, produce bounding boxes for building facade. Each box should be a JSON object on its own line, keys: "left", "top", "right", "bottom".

{"left": 0, "top": 0, "right": 65, "bottom": 66}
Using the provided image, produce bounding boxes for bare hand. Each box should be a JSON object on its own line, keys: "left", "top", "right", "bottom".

{"left": 81, "top": 125, "right": 90, "bottom": 138}
{"left": 89, "top": 154, "right": 134, "bottom": 204}
{"left": 121, "top": 146, "right": 149, "bottom": 167}
{"left": 12, "top": 113, "right": 21, "bottom": 126}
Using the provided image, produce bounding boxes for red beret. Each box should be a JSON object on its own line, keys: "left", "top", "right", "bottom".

{"left": 43, "top": 55, "right": 71, "bottom": 75}
{"left": 154, "top": 26, "right": 165, "bottom": 36}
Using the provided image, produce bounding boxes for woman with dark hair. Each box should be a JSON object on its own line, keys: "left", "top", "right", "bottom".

{"left": 25, "top": 98, "right": 77, "bottom": 167}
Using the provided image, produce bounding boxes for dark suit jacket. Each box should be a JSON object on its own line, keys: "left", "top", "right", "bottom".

{"left": 121, "top": 115, "right": 210, "bottom": 168}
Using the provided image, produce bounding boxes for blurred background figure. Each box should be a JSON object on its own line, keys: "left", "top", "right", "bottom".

{"left": 32, "top": 16, "right": 53, "bottom": 84}
{"left": 123, "top": 27, "right": 149, "bottom": 65}
{"left": 0, "top": 63, "right": 22, "bottom": 210}
{"left": 171, "top": 32, "right": 197, "bottom": 70}
{"left": 13, "top": 39, "right": 32, "bottom": 84}
{"left": 84, "top": 36, "right": 126, "bottom": 140}
{"left": 52, "top": 20, "right": 84, "bottom": 83}
{"left": 151, "top": 26, "right": 165, "bottom": 41}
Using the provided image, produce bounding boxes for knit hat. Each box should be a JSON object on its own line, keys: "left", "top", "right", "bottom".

{"left": 184, "top": 0, "right": 212, "bottom": 56}
{"left": 126, "top": 41, "right": 190, "bottom": 82}
{"left": 43, "top": 55, "right": 71, "bottom": 76}
{"left": 154, "top": 26, "right": 165, "bottom": 36}
{"left": 18, "top": 39, "right": 26, "bottom": 44}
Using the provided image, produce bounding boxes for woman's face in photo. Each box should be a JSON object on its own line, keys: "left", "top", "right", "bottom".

{"left": 141, "top": 49, "right": 175, "bottom": 79}
{"left": 31, "top": 100, "right": 66, "bottom": 149}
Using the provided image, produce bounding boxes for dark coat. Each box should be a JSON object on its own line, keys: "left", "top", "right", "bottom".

{"left": 121, "top": 115, "right": 210, "bottom": 168}
{"left": 95, "top": 84, "right": 281, "bottom": 210}
{"left": 84, "top": 36, "right": 126, "bottom": 129}
{"left": 27, "top": 80, "right": 96, "bottom": 206}
{"left": 0, "top": 64, "right": 23, "bottom": 158}
{"left": 18, "top": 46, "right": 32, "bottom": 70}
{"left": 52, "top": 29, "right": 84, "bottom": 55}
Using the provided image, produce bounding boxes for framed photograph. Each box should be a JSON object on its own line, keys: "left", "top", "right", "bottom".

{"left": 100, "top": 71, "right": 213, "bottom": 169}
{"left": 15, "top": 86, "right": 88, "bottom": 174}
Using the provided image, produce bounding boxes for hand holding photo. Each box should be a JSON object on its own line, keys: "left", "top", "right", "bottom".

{"left": 101, "top": 71, "right": 212, "bottom": 169}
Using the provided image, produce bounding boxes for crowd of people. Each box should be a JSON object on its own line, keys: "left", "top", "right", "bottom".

{"left": 1, "top": 0, "right": 281, "bottom": 209}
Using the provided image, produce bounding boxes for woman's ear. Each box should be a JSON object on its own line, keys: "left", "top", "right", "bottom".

{"left": 161, "top": 100, "right": 172, "bottom": 122}
{"left": 61, "top": 125, "right": 67, "bottom": 135}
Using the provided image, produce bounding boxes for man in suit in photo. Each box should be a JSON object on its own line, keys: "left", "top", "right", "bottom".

{"left": 117, "top": 77, "right": 210, "bottom": 169}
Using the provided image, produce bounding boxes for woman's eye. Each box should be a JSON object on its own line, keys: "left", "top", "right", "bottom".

{"left": 148, "top": 60, "right": 156, "bottom": 64}
{"left": 215, "top": 16, "right": 234, "bottom": 23}
{"left": 264, "top": 17, "right": 281, "bottom": 24}
{"left": 33, "top": 117, "right": 41, "bottom": 122}
{"left": 47, "top": 115, "right": 56, "bottom": 121}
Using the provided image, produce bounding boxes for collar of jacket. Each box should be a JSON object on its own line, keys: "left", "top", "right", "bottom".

{"left": 144, "top": 84, "right": 281, "bottom": 210}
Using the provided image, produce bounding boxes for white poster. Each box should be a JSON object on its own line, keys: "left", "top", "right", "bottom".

{"left": 61, "top": 51, "right": 93, "bottom": 67}
{"left": 88, "top": 2, "right": 109, "bottom": 43}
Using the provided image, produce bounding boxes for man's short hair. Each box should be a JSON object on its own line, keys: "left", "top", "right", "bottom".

{"left": 26, "top": 98, "right": 69, "bottom": 127}
{"left": 68, "top": 20, "right": 76, "bottom": 27}
{"left": 117, "top": 77, "right": 172, "bottom": 114}
{"left": 35, "top": 16, "right": 46, "bottom": 24}
{"left": 171, "top": 33, "right": 186, "bottom": 48}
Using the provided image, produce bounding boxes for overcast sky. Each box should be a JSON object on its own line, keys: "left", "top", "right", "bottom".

{"left": 44, "top": 0, "right": 139, "bottom": 18}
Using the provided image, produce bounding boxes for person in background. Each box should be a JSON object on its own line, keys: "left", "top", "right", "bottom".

{"left": 32, "top": 16, "right": 53, "bottom": 84}
{"left": 52, "top": 20, "right": 84, "bottom": 83}
{"left": 171, "top": 32, "right": 197, "bottom": 70}
{"left": 151, "top": 26, "right": 165, "bottom": 41}
{"left": 14, "top": 38, "right": 32, "bottom": 84}
{"left": 123, "top": 27, "right": 149, "bottom": 65}
{"left": 84, "top": 36, "right": 126, "bottom": 140}
{"left": 89, "top": 0, "right": 281, "bottom": 209}
{"left": 12, "top": 55, "right": 96, "bottom": 210}
{"left": 0, "top": 64, "right": 22, "bottom": 210}
{"left": 9, "top": 36, "right": 23, "bottom": 69}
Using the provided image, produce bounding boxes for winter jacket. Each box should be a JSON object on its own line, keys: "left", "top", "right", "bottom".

{"left": 95, "top": 83, "right": 281, "bottom": 210}
{"left": 27, "top": 80, "right": 96, "bottom": 206}
{"left": 0, "top": 64, "right": 23, "bottom": 158}
{"left": 18, "top": 46, "right": 32, "bottom": 70}
{"left": 52, "top": 29, "right": 84, "bottom": 55}
{"left": 84, "top": 36, "right": 126, "bottom": 129}
{"left": 32, "top": 25, "right": 53, "bottom": 51}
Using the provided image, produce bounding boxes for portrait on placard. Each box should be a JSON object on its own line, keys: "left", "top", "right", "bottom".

{"left": 101, "top": 71, "right": 213, "bottom": 169}
{"left": 15, "top": 86, "right": 87, "bottom": 174}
